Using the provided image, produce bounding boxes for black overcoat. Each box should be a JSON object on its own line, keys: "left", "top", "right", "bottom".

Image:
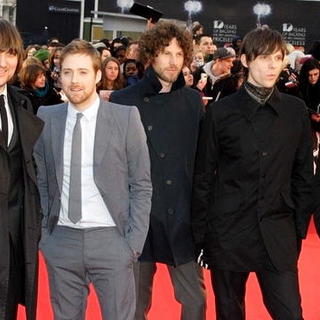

{"left": 111, "top": 67, "right": 203, "bottom": 266}
{"left": 0, "top": 86, "right": 43, "bottom": 319}
{"left": 192, "top": 86, "right": 313, "bottom": 272}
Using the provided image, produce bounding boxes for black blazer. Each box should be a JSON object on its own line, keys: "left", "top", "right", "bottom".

{"left": 192, "top": 86, "right": 313, "bottom": 272}
{"left": 0, "top": 86, "right": 43, "bottom": 319}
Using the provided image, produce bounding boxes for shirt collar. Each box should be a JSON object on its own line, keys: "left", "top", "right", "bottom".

{"left": 68, "top": 96, "right": 100, "bottom": 121}
{"left": 0, "top": 85, "right": 8, "bottom": 101}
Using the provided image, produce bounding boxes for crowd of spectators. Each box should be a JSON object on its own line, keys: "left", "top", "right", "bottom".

{"left": 14, "top": 22, "right": 320, "bottom": 150}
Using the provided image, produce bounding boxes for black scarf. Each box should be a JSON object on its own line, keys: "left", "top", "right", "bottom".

{"left": 244, "top": 81, "right": 274, "bottom": 105}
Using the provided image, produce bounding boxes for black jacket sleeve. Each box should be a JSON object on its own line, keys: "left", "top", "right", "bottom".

{"left": 292, "top": 106, "right": 314, "bottom": 238}
{"left": 191, "top": 105, "right": 219, "bottom": 248}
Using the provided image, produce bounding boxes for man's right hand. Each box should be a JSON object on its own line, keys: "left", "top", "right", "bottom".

{"left": 196, "top": 249, "right": 208, "bottom": 269}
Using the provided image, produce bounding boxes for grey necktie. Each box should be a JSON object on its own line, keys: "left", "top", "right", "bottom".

{"left": 68, "top": 112, "right": 83, "bottom": 223}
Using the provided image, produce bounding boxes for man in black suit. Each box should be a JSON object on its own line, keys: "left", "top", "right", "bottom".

{"left": 0, "top": 19, "right": 43, "bottom": 320}
{"left": 192, "top": 26, "right": 313, "bottom": 320}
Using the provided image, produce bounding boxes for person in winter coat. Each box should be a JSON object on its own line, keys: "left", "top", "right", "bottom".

{"left": 0, "top": 19, "right": 43, "bottom": 320}
{"left": 111, "top": 22, "right": 206, "bottom": 320}
{"left": 192, "top": 27, "right": 313, "bottom": 320}
{"left": 18, "top": 63, "right": 63, "bottom": 114}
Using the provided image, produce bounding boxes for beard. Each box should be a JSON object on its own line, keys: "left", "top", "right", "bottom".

{"left": 64, "top": 85, "right": 96, "bottom": 109}
{"left": 155, "top": 67, "right": 181, "bottom": 84}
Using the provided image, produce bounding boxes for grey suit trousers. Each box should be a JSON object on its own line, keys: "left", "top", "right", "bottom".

{"left": 41, "top": 226, "right": 135, "bottom": 320}
{"left": 134, "top": 261, "right": 206, "bottom": 320}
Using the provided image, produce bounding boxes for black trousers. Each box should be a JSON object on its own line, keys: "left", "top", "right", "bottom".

{"left": 5, "top": 235, "right": 24, "bottom": 320}
{"left": 211, "top": 269, "right": 303, "bottom": 320}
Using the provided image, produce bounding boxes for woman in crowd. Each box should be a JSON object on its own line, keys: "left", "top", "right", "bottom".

{"left": 299, "top": 58, "right": 320, "bottom": 112}
{"left": 182, "top": 65, "right": 194, "bottom": 87}
{"left": 299, "top": 58, "right": 320, "bottom": 152}
{"left": 98, "top": 57, "right": 124, "bottom": 100}
{"left": 49, "top": 46, "right": 64, "bottom": 90}
{"left": 18, "top": 63, "right": 63, "bottom": 114}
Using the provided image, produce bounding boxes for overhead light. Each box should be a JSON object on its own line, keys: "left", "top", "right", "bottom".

{"left": 253, "top": 3, "right": 271, "bottom": 27}
{"left": 184, "top": 1, "right": 202, "bottom": 14}
{"left": 184, "top": 1, "right": 202, "bottom": 27}
{"left": 253, "top": 3, "right": 271, "bottom": 16}
{"left": 117, "top": 0, "right": 134, "bottom": 13}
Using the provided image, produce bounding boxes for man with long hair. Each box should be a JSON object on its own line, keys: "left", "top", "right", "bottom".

{"left": 0, "top": 19, "right": 43, "bottom": 320}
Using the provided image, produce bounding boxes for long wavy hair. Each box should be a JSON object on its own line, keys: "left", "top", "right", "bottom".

{"left": 99, "top": 57, "right": 124, "bottom": 90}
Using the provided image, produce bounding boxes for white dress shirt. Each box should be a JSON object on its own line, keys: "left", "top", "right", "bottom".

{"left": 58, "top": 96, "right": 116, "bottom": 228}
{"left": 0, "top": 85, "right": 14, "bottom": 146}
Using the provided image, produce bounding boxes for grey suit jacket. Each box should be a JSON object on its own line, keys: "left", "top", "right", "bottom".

{"left": 34, "top": 100, "right": 152, "bottom": 254}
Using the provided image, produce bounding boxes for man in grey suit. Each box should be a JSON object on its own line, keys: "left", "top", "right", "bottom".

{"left": 34, "top": 39, "right": 152, "bottom": 320}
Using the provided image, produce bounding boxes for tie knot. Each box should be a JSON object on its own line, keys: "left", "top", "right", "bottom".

{"left": 76, "top": 113, "right": 83, "bottom": 121}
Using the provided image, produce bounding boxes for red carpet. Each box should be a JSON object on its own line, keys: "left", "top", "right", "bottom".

{"left": 18, "top": 220, "right": 320, "bottom": 319}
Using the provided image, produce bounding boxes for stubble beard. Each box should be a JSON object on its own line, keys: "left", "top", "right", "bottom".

{"left": 156, "top": 69, "right": 181, "bottom": 85}
{"left": 65, "top": 88, "right": 88, "bottom": 107}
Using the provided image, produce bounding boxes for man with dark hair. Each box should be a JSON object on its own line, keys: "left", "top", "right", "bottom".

{"left": 192, "top": 27, "right": 313, "bottom": 320}
{"left": 111, "top": 22, "right": 206, "bottom": 320}
{"left": 0, "top": 19, "right": 44, "bottom": 320}
{"left": 195, "top": 34, "right": 217, "bottom": 62}
{"left": 34, "top": 39, "right": 152, "bottom": 320}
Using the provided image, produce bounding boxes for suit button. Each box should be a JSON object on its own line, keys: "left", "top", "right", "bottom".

{"left": 144, "top": 97, "right": 150, "bottom": 102}
{"left": 147, "top": 125, "right": 153, "bottom": 131}
{"left": 262, "top": 152, "right": 268, "bottom": 157}
{"left": 167, "top": 208, "right": 174, "bottom": 215}
{"left": 166, "top": 180, "right": 172, "bottom": 185}
{"left": 159, "top": 152, "right": 166, "bottom": 159}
